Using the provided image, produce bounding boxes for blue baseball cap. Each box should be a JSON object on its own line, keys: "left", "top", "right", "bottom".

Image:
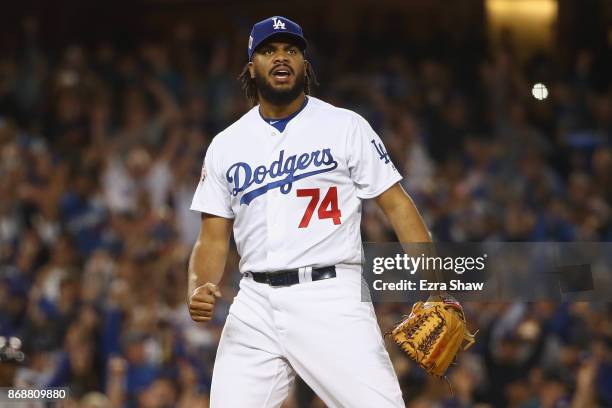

{"left": 248, "top": 16, "right": 307, "bottom": 61}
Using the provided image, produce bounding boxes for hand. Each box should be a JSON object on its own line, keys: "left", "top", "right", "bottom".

{"left": 188, "top": 283, "right": 222, "bottom": 323}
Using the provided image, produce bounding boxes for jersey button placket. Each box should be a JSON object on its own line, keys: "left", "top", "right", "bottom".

{"left": 265, "top": 186, "right": 283, "bottom": 265}
{"left": 264, "top": 125, "right": 289, "bottom": 267}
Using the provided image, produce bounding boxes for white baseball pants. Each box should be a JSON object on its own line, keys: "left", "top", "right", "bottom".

{"left": 209, "top": 266, "right": 405, "bottom": 407}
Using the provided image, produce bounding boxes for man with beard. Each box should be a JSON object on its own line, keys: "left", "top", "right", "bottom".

{"left": 188, "top": 16, "right": 432, "bottom": 407}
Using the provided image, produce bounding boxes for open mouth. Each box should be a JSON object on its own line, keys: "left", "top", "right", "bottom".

{"left": 271, "top": 66, "right": 292, "bottom": 81}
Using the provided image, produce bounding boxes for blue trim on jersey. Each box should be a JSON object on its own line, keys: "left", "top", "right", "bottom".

{"left": 260, "top": 96, "right": 309, "bottom": 133}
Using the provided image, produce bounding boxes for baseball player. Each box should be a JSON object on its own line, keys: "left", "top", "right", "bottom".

{"left": 188, "top": 16, "right": 432, "bottom": 407}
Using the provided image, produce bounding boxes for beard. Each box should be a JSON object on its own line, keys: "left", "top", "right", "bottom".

{"left": 254, "top": 69, "right": 306, "bottom": 106}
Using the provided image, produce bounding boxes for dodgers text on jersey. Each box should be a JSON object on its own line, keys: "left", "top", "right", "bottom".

{"left": 226, "top": 148, "right": 338, "bottom": 205}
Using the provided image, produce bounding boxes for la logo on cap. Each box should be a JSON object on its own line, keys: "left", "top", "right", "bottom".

{"left": 272, "top": 17, "right": 286, "bottom": 30}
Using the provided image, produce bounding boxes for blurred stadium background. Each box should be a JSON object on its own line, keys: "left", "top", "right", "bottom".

{"left": 0, "top": 0, "right": 611, "bottom": 407}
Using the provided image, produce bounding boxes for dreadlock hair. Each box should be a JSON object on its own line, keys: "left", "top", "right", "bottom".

{"left": 238, "top": 60, "right": 318, "bottom": 106}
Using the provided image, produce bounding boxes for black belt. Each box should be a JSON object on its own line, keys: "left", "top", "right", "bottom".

{"left": 248, "top": 266, "right": 336, "bottom": 287}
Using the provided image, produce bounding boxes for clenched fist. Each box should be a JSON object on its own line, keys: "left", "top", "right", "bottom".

{"left": 188, "top": 283, "right": 222, "bottom": 323}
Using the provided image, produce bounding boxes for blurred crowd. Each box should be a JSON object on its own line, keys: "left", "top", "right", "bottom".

{"left": 0, "top": 15, "right": 611, "bottom": 408}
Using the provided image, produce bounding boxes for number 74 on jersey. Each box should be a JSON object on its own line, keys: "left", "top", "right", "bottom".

{"left": 296, "top": 187, "right": 342, "bottom": 228}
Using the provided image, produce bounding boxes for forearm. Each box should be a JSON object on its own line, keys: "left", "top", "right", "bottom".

{"left": 386, "top": 198, "right": 448, "bottom": 290}
{"left": 377, "top": 184, "right": 442, "bottom": 292}
{"left": 187, "top": 239, "right": 229, "bottom": 299}
{"left": 383, "top": 193, "right": 431, "bottom": 243}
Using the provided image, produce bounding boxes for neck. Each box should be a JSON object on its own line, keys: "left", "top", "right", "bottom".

{"left": 258, "top": 93, "right": 306, "bottom": 119}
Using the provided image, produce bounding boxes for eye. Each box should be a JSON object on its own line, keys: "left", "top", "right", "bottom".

{"left": 288, "top": 48, "right": 297, "bottom": 55}
{"left": 264, "top": 49, "right": 274, "bottom": 56}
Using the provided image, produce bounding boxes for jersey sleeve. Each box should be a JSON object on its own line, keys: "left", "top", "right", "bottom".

{"left": 347, "top": 114, "right": 403, "bottom": 199}
{"left": 190, "top": 140, "right": 235, "bottom": 219}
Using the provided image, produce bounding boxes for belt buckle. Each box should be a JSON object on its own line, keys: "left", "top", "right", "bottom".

{"left": 317, "top": 270, "right": 333, "bottom": 280}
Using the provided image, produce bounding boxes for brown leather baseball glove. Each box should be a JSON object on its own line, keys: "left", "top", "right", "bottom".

{"left": 387, "top": 294, "right": 476, "bottom": 379}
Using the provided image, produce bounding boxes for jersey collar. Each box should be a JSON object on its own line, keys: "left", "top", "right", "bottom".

{"left": 259, "top": 96, "right": 309, "bottom": 133}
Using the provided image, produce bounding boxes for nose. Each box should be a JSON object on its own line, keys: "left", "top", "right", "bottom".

{"left": 273, "top": 51, "right": 290, "bottom": 64}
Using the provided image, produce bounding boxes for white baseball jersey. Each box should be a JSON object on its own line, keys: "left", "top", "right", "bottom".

{"left": 190, "top": 96, "right": 401, "bottom": 273}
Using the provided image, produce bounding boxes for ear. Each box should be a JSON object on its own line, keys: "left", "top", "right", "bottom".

{"left": 247, "top": 62, "right": 255, "bottom": 79}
